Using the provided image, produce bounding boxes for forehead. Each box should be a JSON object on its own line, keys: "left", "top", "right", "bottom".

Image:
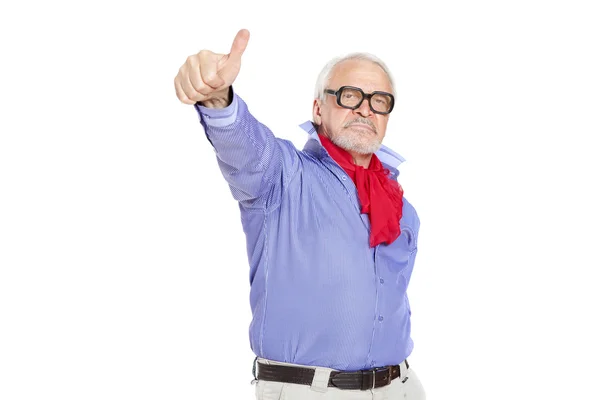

{"left": 328, "top": 59, "right": 393, "bottom": 93}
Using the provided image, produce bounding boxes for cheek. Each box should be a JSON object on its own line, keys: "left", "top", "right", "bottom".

{"left": 376, "top": 117, "right": 389, "bottom": 134}
{"left": 340, "top": 109, "right": 357, "bottom": 124}
{"left": 327, "top": 109, "right": 351, "bottom": 129}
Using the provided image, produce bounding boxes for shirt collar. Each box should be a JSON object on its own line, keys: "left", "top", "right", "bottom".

{"left": 298, "top": 121, "right": 406, "bottom": 172}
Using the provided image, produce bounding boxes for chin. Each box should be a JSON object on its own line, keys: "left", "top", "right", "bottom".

{"left": 355, "top": 142, "right": 382, "bottom": 155}
{"left": 333, "top": 133, "right": 381, "bottom": 155}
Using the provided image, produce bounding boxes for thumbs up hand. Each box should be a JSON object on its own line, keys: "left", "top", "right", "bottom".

{"left": 175, "top": 29, "right": 250, "bottom": 106}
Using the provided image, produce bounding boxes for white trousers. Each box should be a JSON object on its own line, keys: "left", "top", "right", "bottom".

{"left": 254, "top": 357, "right": 426, "bottom": 400}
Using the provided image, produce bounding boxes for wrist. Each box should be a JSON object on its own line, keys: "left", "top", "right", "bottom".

{"left": 199, "top": 86, "right": 232, "bottom": 109}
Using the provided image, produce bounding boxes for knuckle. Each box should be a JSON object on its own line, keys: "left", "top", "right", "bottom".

{"left": 176, "top": 91, "right": 187, "bottom": 103}
{"left": 186, "top": 54, "right": 199, "bottom": 66}
{"left": 196, "top": 50, "right": 209, "bottom": 63}
{"left": 187, "top": 92, "right": 200, "bottom": 102}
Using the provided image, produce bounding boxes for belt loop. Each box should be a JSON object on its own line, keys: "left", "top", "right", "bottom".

{"left": 400, "top": 359, "right": 409, "bottom": 380}
{"left": 250, "top": 356, "right": 258, "bottom": 384}
{"left": 310, "top": 367, "right": 332, "bottom": 393}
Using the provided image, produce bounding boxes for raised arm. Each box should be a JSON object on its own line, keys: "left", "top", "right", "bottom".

{"left": 174, "top": 30, "right": 300, "bottom": 209}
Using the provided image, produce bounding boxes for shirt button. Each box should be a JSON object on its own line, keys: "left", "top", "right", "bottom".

{"left": 378, "top": 315, "right": 384, "bottom": 321}
{"left": 380, "top": 278, "right": 384, "bottom": 284}
{"left": 341, "top": 175, "right": 347, "bottom": 181}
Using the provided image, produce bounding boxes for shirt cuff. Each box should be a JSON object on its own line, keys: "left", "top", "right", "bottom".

{"left": 194, "top": 88, "right": 239, "bottom": 128}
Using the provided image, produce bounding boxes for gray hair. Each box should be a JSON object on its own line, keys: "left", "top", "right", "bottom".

{"left": 313, "top": 52, "right": 396, "bottom": 102}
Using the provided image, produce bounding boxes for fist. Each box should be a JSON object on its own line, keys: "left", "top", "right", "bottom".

{"left": 174, "top": 29, "right": 250, "bottom": 105}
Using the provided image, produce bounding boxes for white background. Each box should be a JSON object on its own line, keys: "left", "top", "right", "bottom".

{"left": 1, "top": 0, "right": 599, "bottom": 399}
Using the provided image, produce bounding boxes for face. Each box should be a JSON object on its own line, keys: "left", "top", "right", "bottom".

{"left": 313, "top": 59, "right": 393, "bottom": 155}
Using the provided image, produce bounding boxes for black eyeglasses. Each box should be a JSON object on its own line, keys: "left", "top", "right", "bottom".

{"left": 324, "top": 86, "right": 395, "bottom": 115}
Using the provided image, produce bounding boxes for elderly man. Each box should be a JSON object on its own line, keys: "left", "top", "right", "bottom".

{"left": 174, "top": 29, "right": 426, "bottom": 400}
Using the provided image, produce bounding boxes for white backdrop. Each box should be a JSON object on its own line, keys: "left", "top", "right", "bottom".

{"left": 1, "top": 1, "right": 599, "bottom": 399}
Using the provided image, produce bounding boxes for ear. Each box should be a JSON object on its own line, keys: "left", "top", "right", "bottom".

{"left": 312, "top": 99, "right": 323, "bottom": 126}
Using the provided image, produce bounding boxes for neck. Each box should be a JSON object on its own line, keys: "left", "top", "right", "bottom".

{"left": 348, "top": 151, "right": 372, "bottom": 168}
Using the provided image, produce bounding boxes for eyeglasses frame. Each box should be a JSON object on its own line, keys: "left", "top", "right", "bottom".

{"left": 324, "top": 85, "right": 395, "bottom": 115}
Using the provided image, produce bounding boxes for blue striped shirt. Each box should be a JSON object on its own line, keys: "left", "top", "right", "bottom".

{"left": 194, "top": 92, "right": 421, "bottom": 371}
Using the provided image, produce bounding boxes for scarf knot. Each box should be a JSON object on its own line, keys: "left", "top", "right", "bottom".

{"left": 318, "top": 134, "right": 404, "bottom": 247}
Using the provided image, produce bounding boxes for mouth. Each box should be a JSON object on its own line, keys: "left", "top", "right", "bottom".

{"left": 346, "top": 123, "right": 376, "bottom": 133}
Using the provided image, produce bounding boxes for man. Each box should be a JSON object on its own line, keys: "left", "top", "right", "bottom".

{"left": 174, "top": 29, "right": 426, "bottom": 400}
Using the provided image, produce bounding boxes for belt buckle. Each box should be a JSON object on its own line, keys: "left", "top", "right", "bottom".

{"left": 362, "top": 366, "right": 392, "bottom": 390}
{"left": 361, "top": 369, "right": 376, "bottom": 391}
{"left": 374, "top": 365, "right": 393, "bottom": 388}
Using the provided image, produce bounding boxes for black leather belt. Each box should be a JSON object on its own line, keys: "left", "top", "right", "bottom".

{"left": 256, "top": 360, "right": 409, "bottom": 390}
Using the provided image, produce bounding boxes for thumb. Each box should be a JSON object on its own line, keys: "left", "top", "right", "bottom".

{"left": 228, "top": 29, "right": 250, "bottom": 61}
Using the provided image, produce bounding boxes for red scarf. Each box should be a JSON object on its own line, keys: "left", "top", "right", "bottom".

{"left": 319, "top": 134, "right": 404, "bottom": 247}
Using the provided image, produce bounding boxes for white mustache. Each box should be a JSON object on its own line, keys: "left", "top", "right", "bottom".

{"left": 344, "top": 118, "right": 377, "bottom": 134}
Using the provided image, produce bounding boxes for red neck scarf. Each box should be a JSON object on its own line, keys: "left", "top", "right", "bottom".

{"left": 318, "top": 134, "right": 404, "bottom": 247}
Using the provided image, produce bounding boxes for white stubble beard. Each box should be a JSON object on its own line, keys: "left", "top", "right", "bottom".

{"left": 331, "top": 126, "right": 382, "bottom": 155}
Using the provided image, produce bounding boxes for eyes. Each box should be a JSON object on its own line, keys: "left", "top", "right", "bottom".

{"left": 340, "top": 88, "right": 392, "bottom": 111}
{"left": 325, "top": 86, "right": 395, "bottom": 114}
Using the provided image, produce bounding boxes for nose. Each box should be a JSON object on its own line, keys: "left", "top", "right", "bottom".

{"left": 354, "top": 96, "right": 373, "bottom": 117}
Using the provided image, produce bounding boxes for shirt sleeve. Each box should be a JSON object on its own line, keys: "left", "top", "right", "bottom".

{"left": 194, "top": 89, "right": 301, "bottom": 210}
